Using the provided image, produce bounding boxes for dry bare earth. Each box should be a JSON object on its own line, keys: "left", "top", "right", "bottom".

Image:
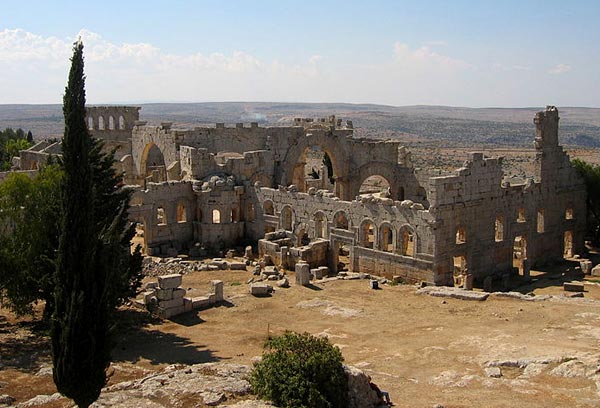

{"left": 3, "top": 257, "right": 600, "bottom": 408}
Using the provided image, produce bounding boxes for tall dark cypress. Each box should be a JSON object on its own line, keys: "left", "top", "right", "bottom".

{"left": 51, "top": 41, "right": 110, "bottom": 408}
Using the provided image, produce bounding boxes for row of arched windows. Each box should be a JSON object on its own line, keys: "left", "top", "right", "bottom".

{"left": 87, "top": 115, "right": 127, "bottom": 131}
{"left": 359, "top": 220, "right": 416, "bottom": 256}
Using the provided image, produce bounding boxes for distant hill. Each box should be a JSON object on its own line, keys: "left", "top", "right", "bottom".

{"left": 1, "top": 102, "right": 600, "bottom": 148}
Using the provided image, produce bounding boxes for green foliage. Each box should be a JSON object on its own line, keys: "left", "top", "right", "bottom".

{"left": 51, "top": 41, "right": 142, "bottom": 408}
{"left": 572, "top": 158, "right": 600, "bottom": 245}
{"left": 0, "top": 127, "right": 33, "bottom": 170}
{"left": 0, "top": 165, "right": 63, "bottom": 317}
{"left": 250, "top": 331, "right": 349, "bottom": 408}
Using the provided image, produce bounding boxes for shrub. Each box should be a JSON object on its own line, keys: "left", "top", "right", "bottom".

{"left": 250, "top": 331, "right": 348, "bottom": 408}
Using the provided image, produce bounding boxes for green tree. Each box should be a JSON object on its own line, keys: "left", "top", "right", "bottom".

{"left": 27, "top": 131, "right": 34, "bottom": 144}
{"left": 250, "top": 331, "right": 349, "bottom": 408}
{"left": 572, "top": 159, "right": 600, "bottom": 246}
{"left": 51, "top": 41, "right": 142, "bottom": 408}
{"left": 0, "top": 165, "right": 63, "bottom": 318}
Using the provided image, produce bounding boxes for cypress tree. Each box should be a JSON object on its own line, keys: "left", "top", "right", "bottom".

{"left": 51, "top": 40, "right": 142, "bottom": 408}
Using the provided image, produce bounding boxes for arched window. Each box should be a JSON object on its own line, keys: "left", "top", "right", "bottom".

{"left": 495, "top": 215, "right": 504, "bottom": 242}
{"left": 455, "top": 227, "right": 466, "bottom": 244}
{"left": 263, "top": 200, "right": 274, "bottom": 215}
{"left": 281, "top": 206, "right": 293, "bottom": 231}
{"left": 360, "top": 220, "right": 375, "bottom": 249}
{"left": 177, "top": 202, "right": 187, "bottom": 223}
{"left": 537, "top": 209, "right": 545, "bottom": 233}
{"left": 98, "top": 116, "right": 105, "bottom": 130}
{"left": 400, "top": 228, "right": 415, "bottom": 256}
{"left": 108, "top": 116, "right": 115, "bottom": 130}
{"left": 517, "top": 208, "right": 526, "bottom": 223}
{"left": 314, "top": 212, "right": 327, "bottom": 238}
{"left": 333, "top": 211, "right": 349, "bottom": 230}
{"left": 231, "top": 207, "right": 238, "bottom": 222}
{"left": 118, "top": 115, "right": 125, "bottom": 130}
{"left": 379, "top": 224, "right": 393, "bottom": 252}
{"left": 157, "top": 207, "right": 167, "bottom": 225}
{"left": 212, "top": 209, "right": 221, "bottom": 224}
{"left": 87, "top": 116, "right": 94, "bottom": 130}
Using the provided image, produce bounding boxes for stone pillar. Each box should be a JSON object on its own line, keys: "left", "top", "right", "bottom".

{"left": 211, "top": 280, "right": 224, "bottom": 302}
{"left": 295, "top": 261, "right": 311, "bottom": 286}
{"left": 464, "top": 273, "right": 474, "bottom": 290}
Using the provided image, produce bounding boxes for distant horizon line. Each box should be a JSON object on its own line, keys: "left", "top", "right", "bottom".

{"left": 1, "top": 101, "right": 599, "bottom": 110}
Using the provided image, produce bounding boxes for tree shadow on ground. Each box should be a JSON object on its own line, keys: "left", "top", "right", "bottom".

{"left": 111, "top": 307, "right": 222, "bottom": 366}
{"left": 0, "top": 314, "right": 51, "bottom": 373}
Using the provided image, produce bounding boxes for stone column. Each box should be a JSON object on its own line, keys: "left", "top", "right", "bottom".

{"left": 295, "top": 261, "right": 310, "bottom": 286}
{"left": 211, "top": 280, "right": 224, "bottom": 302}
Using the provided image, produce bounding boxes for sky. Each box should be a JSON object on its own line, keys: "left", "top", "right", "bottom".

{"left": 1, "top": 0, "right": 599, "bottom": 107}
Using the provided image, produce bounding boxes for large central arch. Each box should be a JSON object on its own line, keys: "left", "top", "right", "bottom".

{"left": 281, "top": 132, "right": 351, "bottom": 199}
{"left": 350, "top": 162, "right": 407, "bottom": 201}
{"left": 140, "top": 142, "right": 167, "bottom": 181}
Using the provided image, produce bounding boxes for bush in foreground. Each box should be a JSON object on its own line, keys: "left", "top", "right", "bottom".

{"left": 250, "top": 331, "right": 348, "bottom": 408}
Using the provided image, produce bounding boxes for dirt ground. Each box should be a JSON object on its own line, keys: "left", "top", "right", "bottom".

{"left": 3, "top": 255, "right": 600, "bottom": 408}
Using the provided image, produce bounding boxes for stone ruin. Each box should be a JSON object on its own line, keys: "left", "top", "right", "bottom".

{"left": 137, "top": 274, "right": 224, "bottom": 318}
{"left": 11, "top": 106, "right": 588, "bottom": 290}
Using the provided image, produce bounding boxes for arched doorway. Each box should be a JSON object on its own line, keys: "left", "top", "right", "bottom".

{"left": 291, "top": 146, "right": 336, "bottom": 194}
{"left": 141, "top": 143, "right": 167, "bottom": 181}
{"left": 359, "top": 175, "right": 391, "bottom": 198}
{"left": 513, "top": 235, "right": 527, "bottom": 274}
{"left": 281, "top": 206, "right": 293, "bottom": 231}
{"left": 564, "top": 231, "right": 574, "bottom": 258}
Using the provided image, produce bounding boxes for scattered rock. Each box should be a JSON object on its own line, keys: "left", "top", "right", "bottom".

{"left": 484, "top": 367, "right": 502, "bottom": 378}
{"left": 0, "top": 395, "right": 15, "bottom": 405}
{"left": 417, "top": 286, "right": 489, "bottom": 301}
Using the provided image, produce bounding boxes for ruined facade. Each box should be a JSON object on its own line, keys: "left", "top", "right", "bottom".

{"left": 12, "top": 106, "right": 587, "bottom": 287}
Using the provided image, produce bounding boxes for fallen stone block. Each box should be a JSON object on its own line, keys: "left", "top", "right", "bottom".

{"left": 485, "top": 367, "right": 502, "bottom": 378}
{"left": 250, "top": 283, "right": 272, "bottom": 296}
{"left": 211, "top": 260, "right": 228, "bottom": 270}
{"left": 276, "top": 277, "right": 289, "bottom": 288}
{"left": 295, "top": 262, "right": 310, "bottom": 286}
{"left": 416, "top": 286, "right": 489, "bottom": 301}
{"left": 158, "top": 274, "right": 182, "bottom": 290}
{"left": 142, "top": 291, "right": 156, "bottom": 304}
{"left": 229, "top": 262, "right": 247, "bottom": 270}
{"left": 564, "top": 281, "right": 584, "bottom": 292}
{"left": 592, "top": 265, "right": 600, "bottom": 277}
{"left": 580, "top": 260, "right": 593, "bottom": 275}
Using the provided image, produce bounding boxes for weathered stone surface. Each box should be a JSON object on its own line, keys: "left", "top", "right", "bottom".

{"left": 580, "top": 260, "right": 593, "bottom": 274}
{"left": 229, "top": 262, "right": 247, "bottom": 271}
{"left": 250, "top": 283, "right": 272, "bottom": 296}
{"left": 157, "top": 274, "right": 182, "bottom": 290}
{"left": 212, "top": 280, "right": 224, "bottom": 302}
{"left": 564, "top": 281, "right": 584, "bottom": 292}
{"left": 276, "top": 277, "right": 289, "bottom": 288}
{"left": 344, "top": 365, "right": 386, "bottom": 408}
{"left": 484, "top": 367, "right": 502, "bottom": 378}
{"left": 592, "top": 265, "right": 600, "bottom": 277}
{"left": 17, "top": 392, "right": 62, "bottom": 407}
{"left": 295, "top": 261, "right": 310, "bottom": 286}
{"left": 416, "top": 286, "right": 489, "bottom": 301}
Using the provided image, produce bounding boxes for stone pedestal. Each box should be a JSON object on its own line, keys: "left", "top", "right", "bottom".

{"left": 211, "top": 280, "right": 224, "bottom": 302}
{"left": 295, "top": 261, "right": 311, "bottom": 286}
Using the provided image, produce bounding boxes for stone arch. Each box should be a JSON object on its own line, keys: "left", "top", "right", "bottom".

{"left": 263, "top": 200, "right": 275, "bottom": 215}
{"left": 98, "top": 116, "right": 105, "bottom": 130}
{"left": 295, "top": 222, "right": 310, "bottom": 246}
{"left": 379, "top": 222, "right": 394, "bottom": 252}
{"left": 156, "top": 206, "right": 167, "bottom": 225}
{"left": 177, "top": 201, "right": 188, "bottom": 223}
{"left": 140, "top": 142, "right": 167, "bottom": 179}
{"left": 280, "top": 205, "right": 294, "bottom": 231}
{"left": 87, "top": 116, "right": 94, "bottom": 130}
{"left": 281, "top": 132, "right": 350, "bottom": 199}
{"left": 398, "top": 224, "right": 416, "bottom": 256}
{"left": 333, "top": 210, "right": 349, "bottom": 230}
{"left": 212, "top": 209, "right": 222, "bottom": 224}
{"left": 108, "top": 115, "right": 115, "bottom": 130}
{"left": 119, "top": 115, "right": 125, "bottom": 130}
{"left": 313, "top": 211, "right": 327, "bottom": 239}
{"left": 351, "top": 162, "right": 404, "bottom": 201}
{"left": 359, "top": 219, "right": 376, "bottom": 249}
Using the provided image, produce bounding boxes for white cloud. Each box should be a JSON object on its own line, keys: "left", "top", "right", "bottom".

{"left": 548, "top": 63, "right": 572, "bottom": 74}
{"left": 0, "top": 29, "right": 596, "bottom": 107}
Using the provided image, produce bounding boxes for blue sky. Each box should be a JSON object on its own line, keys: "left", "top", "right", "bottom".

{"left": 2, "top": 0, "right": 599, "bottom": 106}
